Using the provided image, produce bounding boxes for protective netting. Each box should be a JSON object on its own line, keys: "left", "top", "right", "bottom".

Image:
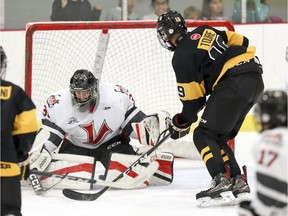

{"left": 26, "top": 21, "right": 234, "bottom": 158}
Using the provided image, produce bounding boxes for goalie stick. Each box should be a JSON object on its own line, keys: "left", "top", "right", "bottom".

{"left": 93, "top": 29, "right": 110, "bottom": 83}
{"left": 28, "top": 171, "right": 68, "bottom": 196}
{"left": 62, "top": 129, "right": 171, "bottom": 201}
{"left": 30, "top": 161, "right": 158, "bottom": 190}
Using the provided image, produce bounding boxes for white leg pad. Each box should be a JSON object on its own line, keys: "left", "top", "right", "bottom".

{"left": 104, "top": 151, "right": 174, "bottom": 188}
{"left": 40, "top": 153, "right": 96, "bottom": 190}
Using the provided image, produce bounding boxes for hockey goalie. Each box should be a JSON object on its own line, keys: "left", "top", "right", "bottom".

{"left": 28, "top": 69, "right": 174, "bottom": 194}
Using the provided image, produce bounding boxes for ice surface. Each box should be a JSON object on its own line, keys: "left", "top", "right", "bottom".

{"left": 21, "top": 132, "right": 259, "bottom": 216}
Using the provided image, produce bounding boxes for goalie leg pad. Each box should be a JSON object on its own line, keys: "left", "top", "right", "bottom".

{"left": 104, "top": 153, "right": 152, "bottom": 189}
{"left": 38, "top": 153, "right": 97, "bottom": 190}
{"left": 149, "top": 152, "right": 174, "bottom": 186}
{"left": 104, "top": 151, "right": 174, "bottom": 188}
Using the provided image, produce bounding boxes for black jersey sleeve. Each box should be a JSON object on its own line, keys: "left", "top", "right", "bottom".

{"left": 11, "top": 84, "right": 38, "bottom": 162}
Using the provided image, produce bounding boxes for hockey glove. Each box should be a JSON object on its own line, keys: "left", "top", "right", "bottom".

{"left": 30, "top": 146, "right": 52, "bottom": 172}
{"left": 19, "top": 158, "right": 30, "bottom": 180}
{"left": 169, "top": 114, "right": 191, "bottom": 140}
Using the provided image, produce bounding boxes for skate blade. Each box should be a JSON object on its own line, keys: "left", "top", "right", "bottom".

{"left": 196, "top": 191, "right": 236, "bottom": 207}
{"left": 228, "top": 192, "right": 251, "bottom": 205}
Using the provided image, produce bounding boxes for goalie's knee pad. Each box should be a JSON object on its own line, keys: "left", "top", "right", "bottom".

{"left": 40, "top": 153, "right": 97, "bottom": 190}
{"left": 104, "top": 151, "right": 174, "bottom": 189}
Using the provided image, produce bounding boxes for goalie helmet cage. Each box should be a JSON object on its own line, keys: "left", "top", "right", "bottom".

{"left": 25, "top": 20, "right": 235, "bottom": 156}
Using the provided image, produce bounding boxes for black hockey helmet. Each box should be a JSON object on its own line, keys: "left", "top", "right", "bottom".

{"left": 0, "top": 46, "right": 7, "bottom": 79}
{"left": 254, "top": 90, "right": 287, "bottom": 131}
{"left": 70, "top": 69, "right": 98, "bottom": 106}
{"left": 156, "top": 10, "right": 187, "bottom": 51}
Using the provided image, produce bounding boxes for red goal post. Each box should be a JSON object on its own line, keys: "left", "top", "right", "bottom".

{"left": 25, "top": 20, "right": 235, "bottom": 158}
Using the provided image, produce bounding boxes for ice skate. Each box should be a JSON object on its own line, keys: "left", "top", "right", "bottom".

{"left": 196, "top": 172, "right": 235, "bottom": 207}
{"left": 232, "top": 166, "right": 251, "bottom": 203}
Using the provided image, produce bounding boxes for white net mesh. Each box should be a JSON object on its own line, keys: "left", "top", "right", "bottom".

{"left": 26, "top": 20, "right": 234, "bottom": 158}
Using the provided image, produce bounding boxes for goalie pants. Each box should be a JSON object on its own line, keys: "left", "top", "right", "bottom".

{"left": 193, "top": 63, "right": 264, "bottom": 179}
{"left": 59, "top": 135, "right": 136, "bottom": 169}
{"left": 1, "top": 176, "right": 22, "bottom": 216}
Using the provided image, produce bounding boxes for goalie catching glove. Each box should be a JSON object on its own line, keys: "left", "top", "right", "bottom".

{"left": 169, "top": 113, "right": 191, "bottom": 140}
{"left": 132, "top": 111, "right": 171, "bottom": 146}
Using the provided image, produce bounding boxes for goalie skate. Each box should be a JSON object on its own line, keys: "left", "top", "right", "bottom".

{"left": 196, "top": 173, "right": 235, "bottom": 207}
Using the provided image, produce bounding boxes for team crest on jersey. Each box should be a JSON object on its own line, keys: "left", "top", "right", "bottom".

{"left": 190, "top": 33, "right": 201, "bottom": 40}
{"left": 46, "top": 95, "right": 60, "bottom": 108}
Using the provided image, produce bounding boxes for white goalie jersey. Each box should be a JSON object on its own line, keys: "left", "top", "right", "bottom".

{"left": 29, "top": 82, "right": 175, "bottom": 191}
{"left": 41, "top": 84, "right": 142, "bottom": 149}
{"left": 251, "top": 127, "right": 288, "bottom": 216}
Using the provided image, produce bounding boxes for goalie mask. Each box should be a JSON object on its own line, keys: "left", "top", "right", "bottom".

{"left": 254, "top": 90, "right": 287, "bottom": 131}
{"left": 156, "top": 10, "right": 187, "bottom": 51}
{"left": 0, "top": 46, "right": 7, "bottom": 79}
{"left": 70, "top": 70, "right": 98, "bottom": 106}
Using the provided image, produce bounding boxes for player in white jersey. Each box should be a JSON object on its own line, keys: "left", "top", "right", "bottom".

{"left": 29, "top": 69, "right": 174, "bottom": 191}
{"left": 238, "top": 90, "right": 287, "bottom": 216}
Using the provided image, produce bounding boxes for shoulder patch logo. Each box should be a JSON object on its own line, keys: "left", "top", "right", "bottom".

{"left": 47, "top": 95, "right": 60, "bottom": 108}
{"left": 190, "top": 33, "right": 201, "bottom": 40}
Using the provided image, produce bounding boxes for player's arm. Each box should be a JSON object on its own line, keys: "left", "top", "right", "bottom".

{"left": 29, "top": 118, "right": 66, "bottom": 172}
{"left": 12, "top": 86, "right": 38, "bottom": 180}
{"left": 13, "top": 86, "right": 38, "bottom": 162}
{"left": 224, "top": 30, "right": 249, "bottom": 47}
{"left": 170, "top": 58, "right": 206, "bottom": 139}
{"left": 114, "top": 85, "right": 146, "bottom": 138}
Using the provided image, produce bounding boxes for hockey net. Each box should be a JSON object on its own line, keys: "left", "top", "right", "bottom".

{"left": 25, "top": 20, "right": 235, "bottom": 159}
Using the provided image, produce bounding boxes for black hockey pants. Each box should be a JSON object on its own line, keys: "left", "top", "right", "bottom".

{"left": 193, "top": 64, "right": 264, "bottom": 178}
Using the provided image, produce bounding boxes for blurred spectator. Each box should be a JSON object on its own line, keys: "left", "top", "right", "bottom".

{"left": 183, "top": 6, "right": 202, "bottom": 20}
{"left": 142, "top": 0, "right": 170, "bottom": 20}
{"left": 232, "top": 0, "right": 269, "bottom": 23}
{"left": 105, "top": 0, "right": 139, "bottom": 21}
{"left": 201, "top": 0, "right": 228, "bottom": 20}
{"left": 51, "top": 0, "right": 101, "bottom": 21}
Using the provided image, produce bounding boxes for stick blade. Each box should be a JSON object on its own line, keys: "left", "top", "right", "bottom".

{"left": 62, "top": 187, "right": 108, "bottom": 201}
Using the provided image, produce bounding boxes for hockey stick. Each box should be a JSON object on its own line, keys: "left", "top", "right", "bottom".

{"left": 28, "top": 171, "right": 68, "bottom": 196}
{"left": 62, "top": 129, "right": 171, "bottom": 201}
{"left": 93, "top": 29, "right": 110, "bottom": 83}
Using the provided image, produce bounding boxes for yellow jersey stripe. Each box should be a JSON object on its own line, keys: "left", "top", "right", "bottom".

{"left": 0, "top": 161, "right": 20, "bottom": 177}
{"left": 225, "top": 31, "right": 245, "bottom": 46}
{"left": 12, "top": 109, "right": 38, "bottom": 135}
{"left": 177, "top": 80, "right": 206, "bottom": 101}
{"left": 212, "top": 46, "right": 256, "bottom": 90}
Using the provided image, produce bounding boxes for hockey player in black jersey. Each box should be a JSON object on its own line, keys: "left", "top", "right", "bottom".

{"left": 156, "top": 11, "right": 264, "bottom": 207}
{"left": 0, "top": 46, "right": 38, "bottom": 216}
